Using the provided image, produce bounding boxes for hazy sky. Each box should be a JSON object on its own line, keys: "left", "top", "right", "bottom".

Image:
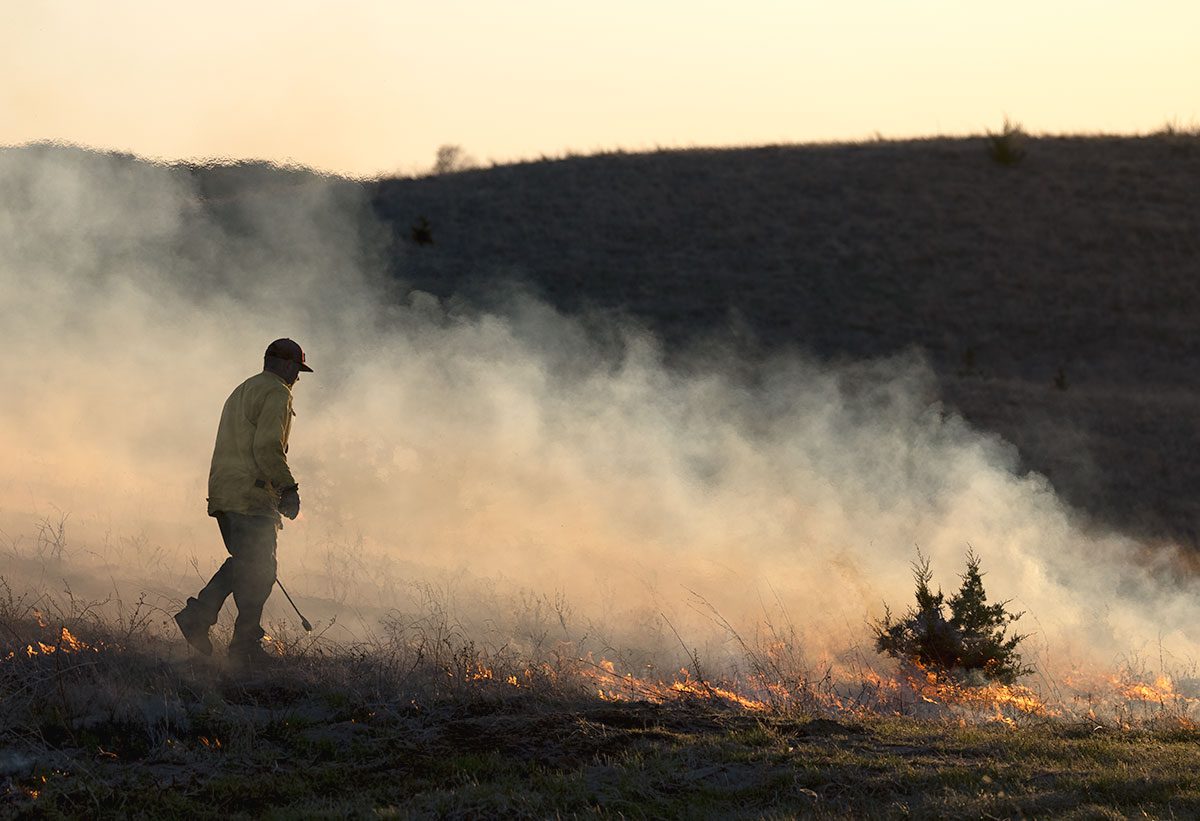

{"left": 3, "top": 0, "right": 1197, "bottom": 177}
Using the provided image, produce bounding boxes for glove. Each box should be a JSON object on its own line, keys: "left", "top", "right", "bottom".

{"left": 278, "top": 484, "right": 301, "bottom": 520}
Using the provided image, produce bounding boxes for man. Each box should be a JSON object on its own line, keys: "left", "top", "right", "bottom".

{"left": 174, "top": 338, "right": 312, "bottom": 665}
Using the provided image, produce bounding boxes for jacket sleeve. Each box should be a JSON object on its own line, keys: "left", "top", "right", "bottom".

{"left": 252, "top": 388, "right": 296, "bottom": 490}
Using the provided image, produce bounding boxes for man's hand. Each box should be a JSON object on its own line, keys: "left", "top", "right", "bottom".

{"left": 278, "top": 484, "right": 301, "bottom": 520}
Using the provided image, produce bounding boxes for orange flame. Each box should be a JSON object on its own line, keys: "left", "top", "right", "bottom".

{"left": 4, "top": 626, "right": 97, "bottom": 660}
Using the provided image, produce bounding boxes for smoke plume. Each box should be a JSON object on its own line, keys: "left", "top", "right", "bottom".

{"left": 1, "top": 145, "right": 1195, "bottom": 681}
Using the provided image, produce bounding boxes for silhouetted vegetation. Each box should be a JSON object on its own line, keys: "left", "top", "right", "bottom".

{"left": 986, "top": 118, "right": 1027, "bottom": 166}
{"left": 432, "top": 144, "right": 475, "bottom": 175}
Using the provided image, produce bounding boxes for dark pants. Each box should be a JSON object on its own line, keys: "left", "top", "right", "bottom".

{"left": 190, "top": 511, "right": 278, "bottom": 651}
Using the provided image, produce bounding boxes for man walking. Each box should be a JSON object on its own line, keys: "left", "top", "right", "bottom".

{"left": 175, "top": 338, "right": 312, "bottom": 666}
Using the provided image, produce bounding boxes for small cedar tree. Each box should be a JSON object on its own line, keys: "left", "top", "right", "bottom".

{"left": 873, "top": 548, "right": 1031, "bottom": 683}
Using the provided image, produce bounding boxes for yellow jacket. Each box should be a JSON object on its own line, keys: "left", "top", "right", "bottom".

{"left": 206, "top": 371, "right": 296, "bottom": 522}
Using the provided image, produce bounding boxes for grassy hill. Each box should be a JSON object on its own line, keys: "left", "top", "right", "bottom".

{"left": 367, "top": 134, "right": 1200, "bottom": 543}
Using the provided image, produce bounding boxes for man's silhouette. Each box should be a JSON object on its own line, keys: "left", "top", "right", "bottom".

{"left": 175, "top": 338, "right": 312, "bottom": 666}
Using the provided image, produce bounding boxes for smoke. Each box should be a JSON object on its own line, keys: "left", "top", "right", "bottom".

{"left": 1, "top": 144, "right": 1195, "bottom": 679}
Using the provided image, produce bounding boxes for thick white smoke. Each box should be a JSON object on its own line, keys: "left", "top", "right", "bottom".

{"left": 0, "top": 145, "right": 1194, "bottom": 681}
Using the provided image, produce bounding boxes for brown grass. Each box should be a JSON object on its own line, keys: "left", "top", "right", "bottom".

{"left": 5, "top": 581, "right": 1200, "bottom": 817}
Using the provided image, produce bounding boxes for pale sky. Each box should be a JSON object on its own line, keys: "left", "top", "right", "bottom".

{"left": 3, "top": 0, "right": 1197, "bottom": 177}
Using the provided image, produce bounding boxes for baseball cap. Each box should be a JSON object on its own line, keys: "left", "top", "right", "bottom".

{"left": 265, "top": 338, "right": 314, "bottom": 372}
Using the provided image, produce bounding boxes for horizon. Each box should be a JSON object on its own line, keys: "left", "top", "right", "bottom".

{"left": 6, "top": 125, "right": 1191, "bottom": 182}
{"left": 4, "top": 0, "right": 1197, "bottom": 177}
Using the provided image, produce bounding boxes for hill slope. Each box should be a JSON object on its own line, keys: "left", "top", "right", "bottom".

{"left": 370, "top": 135, "right": 1200, "bottom": 542}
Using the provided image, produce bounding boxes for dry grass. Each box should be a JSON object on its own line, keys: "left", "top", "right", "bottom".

{"left": 4, "top": 580, "right": 1200, "bottom": 818}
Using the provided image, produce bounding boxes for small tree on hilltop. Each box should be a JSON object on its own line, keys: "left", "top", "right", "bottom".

{"left": 872, "top": 548, "right": 1031, "bottom": 683}
{"left": 433, "top": 144, "right": 476, "bottom": 175}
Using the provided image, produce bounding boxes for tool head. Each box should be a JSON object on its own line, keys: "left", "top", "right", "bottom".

{"left": 301, "top": 618, "right": 313, "bottom": 632}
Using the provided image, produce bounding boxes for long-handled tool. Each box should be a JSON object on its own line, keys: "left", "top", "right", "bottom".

{"left": 275, "top": 578, "right": 313, "bottom": 632}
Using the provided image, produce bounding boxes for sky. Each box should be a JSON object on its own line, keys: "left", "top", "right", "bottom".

{"left": 3, "top": 0, "right": 1198, "bottom": 178}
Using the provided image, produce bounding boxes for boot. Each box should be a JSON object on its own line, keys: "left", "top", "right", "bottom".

{"left": 174, "top": 598, "right": 213, "bottom": 656}
{"left": 228, "top": 642, "right": 275, "bottom": 669}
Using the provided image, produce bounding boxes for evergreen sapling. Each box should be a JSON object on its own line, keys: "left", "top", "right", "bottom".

{"left": 873, "top": 548, "right": 1031, "bottom": 683}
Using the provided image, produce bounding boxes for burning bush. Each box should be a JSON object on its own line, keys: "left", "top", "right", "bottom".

{"left": 872, "top": 549, "right": 1031, "bottom": 683}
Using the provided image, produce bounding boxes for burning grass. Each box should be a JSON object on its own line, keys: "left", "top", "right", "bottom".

{"left": 4, "top": 581, "right": 1200, "bottom": 817}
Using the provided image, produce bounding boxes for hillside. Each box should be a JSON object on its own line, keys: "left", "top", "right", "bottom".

{"left": 368, "top": 135, "right": 1200, "bottom": 544}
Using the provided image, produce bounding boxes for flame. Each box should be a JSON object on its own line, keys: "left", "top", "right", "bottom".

{"left": 4, "top": 626, "right": 97, "bottom": 660}
{"left": 563, "top": 653, "right": 1069, "bottom": 722}
{"left": 58, "top": 627, "right": 87, "bottom": 652}
{"left": 913, "top": 673, "right": 1050, "bottom": 716}
{"left": 3, "top": 618, "right": 1193, "bottom": 726}
{"left": 576, "top": 657, "right": 771, "bottom": 710}
{"left": 1118, "top": 674, "right": 1177, "bottom": 703}
{"left": 463, "top": 662, "right": 493, "bottom": 682}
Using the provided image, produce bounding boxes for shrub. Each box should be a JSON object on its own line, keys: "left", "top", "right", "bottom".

{"left": 872, "top": 549, "right": 1031, "bottom": 683}
{"left": 410, "top": 216, "right": 433, "bottom": 245}
{"left": 986, "top": 118, "right": 1027, "bottom": 166}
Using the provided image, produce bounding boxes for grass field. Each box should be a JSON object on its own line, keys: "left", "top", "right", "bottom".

{"left": 4, "top": 592, "right": 1200, "bottom": 819}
